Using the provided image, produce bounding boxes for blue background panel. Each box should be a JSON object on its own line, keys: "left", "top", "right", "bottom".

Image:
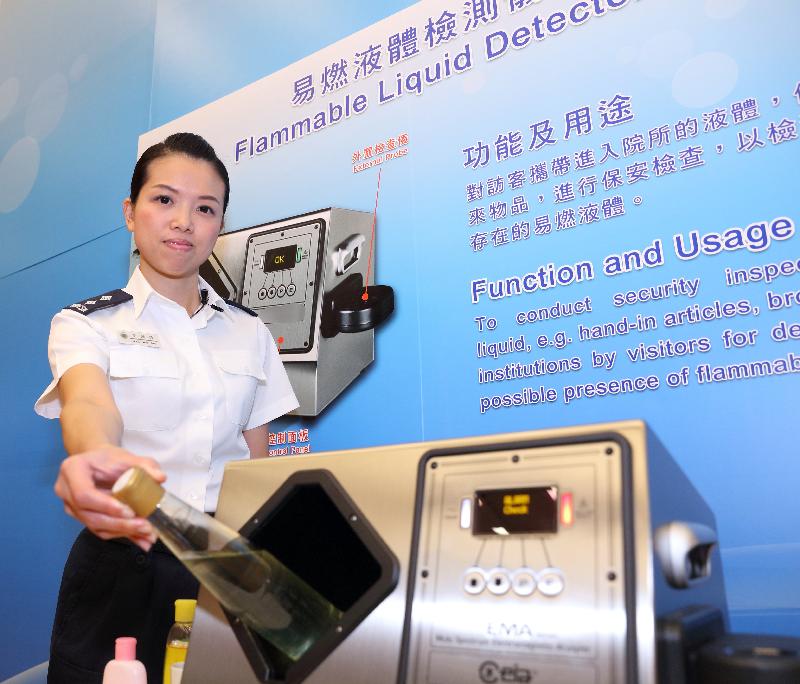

{"left": 1, "top": 0, "right": 799, "bottom": 678}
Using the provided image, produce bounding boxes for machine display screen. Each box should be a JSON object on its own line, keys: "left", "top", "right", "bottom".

{"left": 263, "top": 244, "right": 297, "bottom": 272}
{"left": 473, "top": 486, "right": 558, "bottom": 535}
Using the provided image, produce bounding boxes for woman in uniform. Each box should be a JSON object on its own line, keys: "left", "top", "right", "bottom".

{"left": 35, "top": 132, "right": 298, "bottom": 682}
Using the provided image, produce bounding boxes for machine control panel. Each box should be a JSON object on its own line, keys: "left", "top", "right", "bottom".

{"left": 242, "top": 221, "right": 323, "bottom": 352}
{"left": 403, "top": 441, "right": 628, "bottom": 684}
{"left": 460, "top": 486, "right": 568, "bottom": 600}
{"left": 258, "top": 243, "right": 301, "bottom": 299}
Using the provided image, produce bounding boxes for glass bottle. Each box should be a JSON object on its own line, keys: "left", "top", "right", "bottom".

{"left": 162, "top": 599, "right": 195, "bottom": 684}
{"left": 112, "top": 467, "right": 342, "bottom": 662}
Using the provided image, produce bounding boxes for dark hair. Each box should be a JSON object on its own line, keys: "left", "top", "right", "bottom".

{"left": 129, "top": 132, "right": 230, "bottom": 213}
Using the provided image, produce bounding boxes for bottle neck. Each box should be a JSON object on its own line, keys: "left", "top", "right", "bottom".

{"left": 147, "top": 491, "right": 240, "bottom": 557}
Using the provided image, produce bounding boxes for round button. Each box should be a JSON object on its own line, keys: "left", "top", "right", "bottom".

{"left": 194, "top": 454, "right": 204, "bottom": 465}
{"left": 486, "top": 568, "right": 511, "bottom": 596}
{"left": 258, "top": 288, "right": 267, "bottom": 300}
{"left": 287, "top": 283, "right": 296, "bottom": 296}
{"left": 463, "top": 567, "right": 486, "bottom": 595}
{"left": 511, "top": 568, "right": 537, "bottom": 597}
{"left": 277, "top": 284, "right": 287, "bottom": 298}
{"left": 537, "top": 568, "right": 565, "bottom": 597}
{"left": 267, "top": 286, "right": 277, "bottom": 299}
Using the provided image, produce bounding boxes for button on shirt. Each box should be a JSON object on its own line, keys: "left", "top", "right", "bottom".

{"left": 35, "top": 267, "right": 299, "bottom": 512}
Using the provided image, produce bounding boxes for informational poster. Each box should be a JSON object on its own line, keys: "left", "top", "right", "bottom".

{"left": 137, "top": 0, "right": 799, "bottom": 630}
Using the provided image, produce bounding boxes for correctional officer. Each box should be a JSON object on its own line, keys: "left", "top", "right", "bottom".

{"left": 35, "top": 133, "right": 298, "bottom": 682}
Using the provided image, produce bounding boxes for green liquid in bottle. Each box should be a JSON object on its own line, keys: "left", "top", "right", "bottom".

{"left": 178, "top": 547, "right": 342, "bottom": 661}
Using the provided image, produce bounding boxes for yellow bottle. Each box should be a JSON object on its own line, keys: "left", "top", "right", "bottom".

{"left": 162, "top": 599, "right": 196, "bottom": 684}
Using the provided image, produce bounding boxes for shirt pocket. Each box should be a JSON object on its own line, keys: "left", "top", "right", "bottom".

{"left": 213, "top": 350, "right": 266, "bottom": 427}
{"left": 109, "top": 347, "right": 182, "bottom": 431}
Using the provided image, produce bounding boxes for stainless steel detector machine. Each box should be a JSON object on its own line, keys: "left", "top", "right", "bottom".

{"left": 199, "top": 207, "right": 393, "bottom": 416}
{"left": 178, "top": 420, "right": 800, "bottom": 684}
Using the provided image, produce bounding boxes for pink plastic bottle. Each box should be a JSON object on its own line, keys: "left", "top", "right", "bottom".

{"left": 102, "top": 637, "right": 147, "bottom": 684}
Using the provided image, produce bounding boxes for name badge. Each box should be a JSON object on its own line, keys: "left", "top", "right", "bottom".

{"left": 118, "top": 330, "right": 160, "bottom": 348}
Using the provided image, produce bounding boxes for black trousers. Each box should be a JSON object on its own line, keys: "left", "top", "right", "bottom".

{"left": 48, "top": 529, "right": 198, "bottom": 684}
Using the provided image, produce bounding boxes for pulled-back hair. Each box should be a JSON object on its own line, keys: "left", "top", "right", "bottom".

{"left": 129, "top": 132, "right": 230, "bottom": 212}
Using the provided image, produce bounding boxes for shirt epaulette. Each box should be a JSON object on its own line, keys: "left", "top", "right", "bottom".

{"left": 64, "top": 289, "right": 133, "bottom": 315}
{"left": 224, "top": 299, "right": 258, "bottom": 317}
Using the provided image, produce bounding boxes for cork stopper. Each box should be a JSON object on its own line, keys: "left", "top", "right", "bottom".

{"left": 111, "top": 467, "right": 164, "bottom": 517}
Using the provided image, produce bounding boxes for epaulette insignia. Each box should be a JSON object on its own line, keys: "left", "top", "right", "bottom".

{"left": 224, "top": 299, "right": 258, "bottom": 317}
{"left": 65, "top": 289, "right": 132, "bottom": 315}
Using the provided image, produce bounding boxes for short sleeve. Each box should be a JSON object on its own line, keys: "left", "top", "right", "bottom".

{"left": 33, "top": 310, "right": 110, "bottom": 419}
{"left": 244, "top": 321, "right": 299, "bottom": 430}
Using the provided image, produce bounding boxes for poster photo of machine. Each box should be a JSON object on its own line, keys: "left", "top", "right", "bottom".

{"left": 133, "top": 207, "right": 394, "bottom": 417}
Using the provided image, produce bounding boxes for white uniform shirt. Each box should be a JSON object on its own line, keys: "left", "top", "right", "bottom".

{"left": 35, "top": 267, "right": 298, "bottom": 512}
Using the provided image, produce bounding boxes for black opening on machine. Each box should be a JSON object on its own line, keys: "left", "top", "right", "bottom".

{"left": 224, "top": 469, "right": 400, "bottom": 684}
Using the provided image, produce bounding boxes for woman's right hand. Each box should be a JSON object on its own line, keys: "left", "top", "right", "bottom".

{"left": 54, "top": 445, "right": 165, "bottom": 551}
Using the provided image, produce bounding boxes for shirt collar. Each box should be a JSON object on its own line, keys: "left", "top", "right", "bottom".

{"left": 124, "top": 266, "right": 230, "bottom": 320}
{"left": 124, "top": 267, "right": 156, "bottom": 319}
